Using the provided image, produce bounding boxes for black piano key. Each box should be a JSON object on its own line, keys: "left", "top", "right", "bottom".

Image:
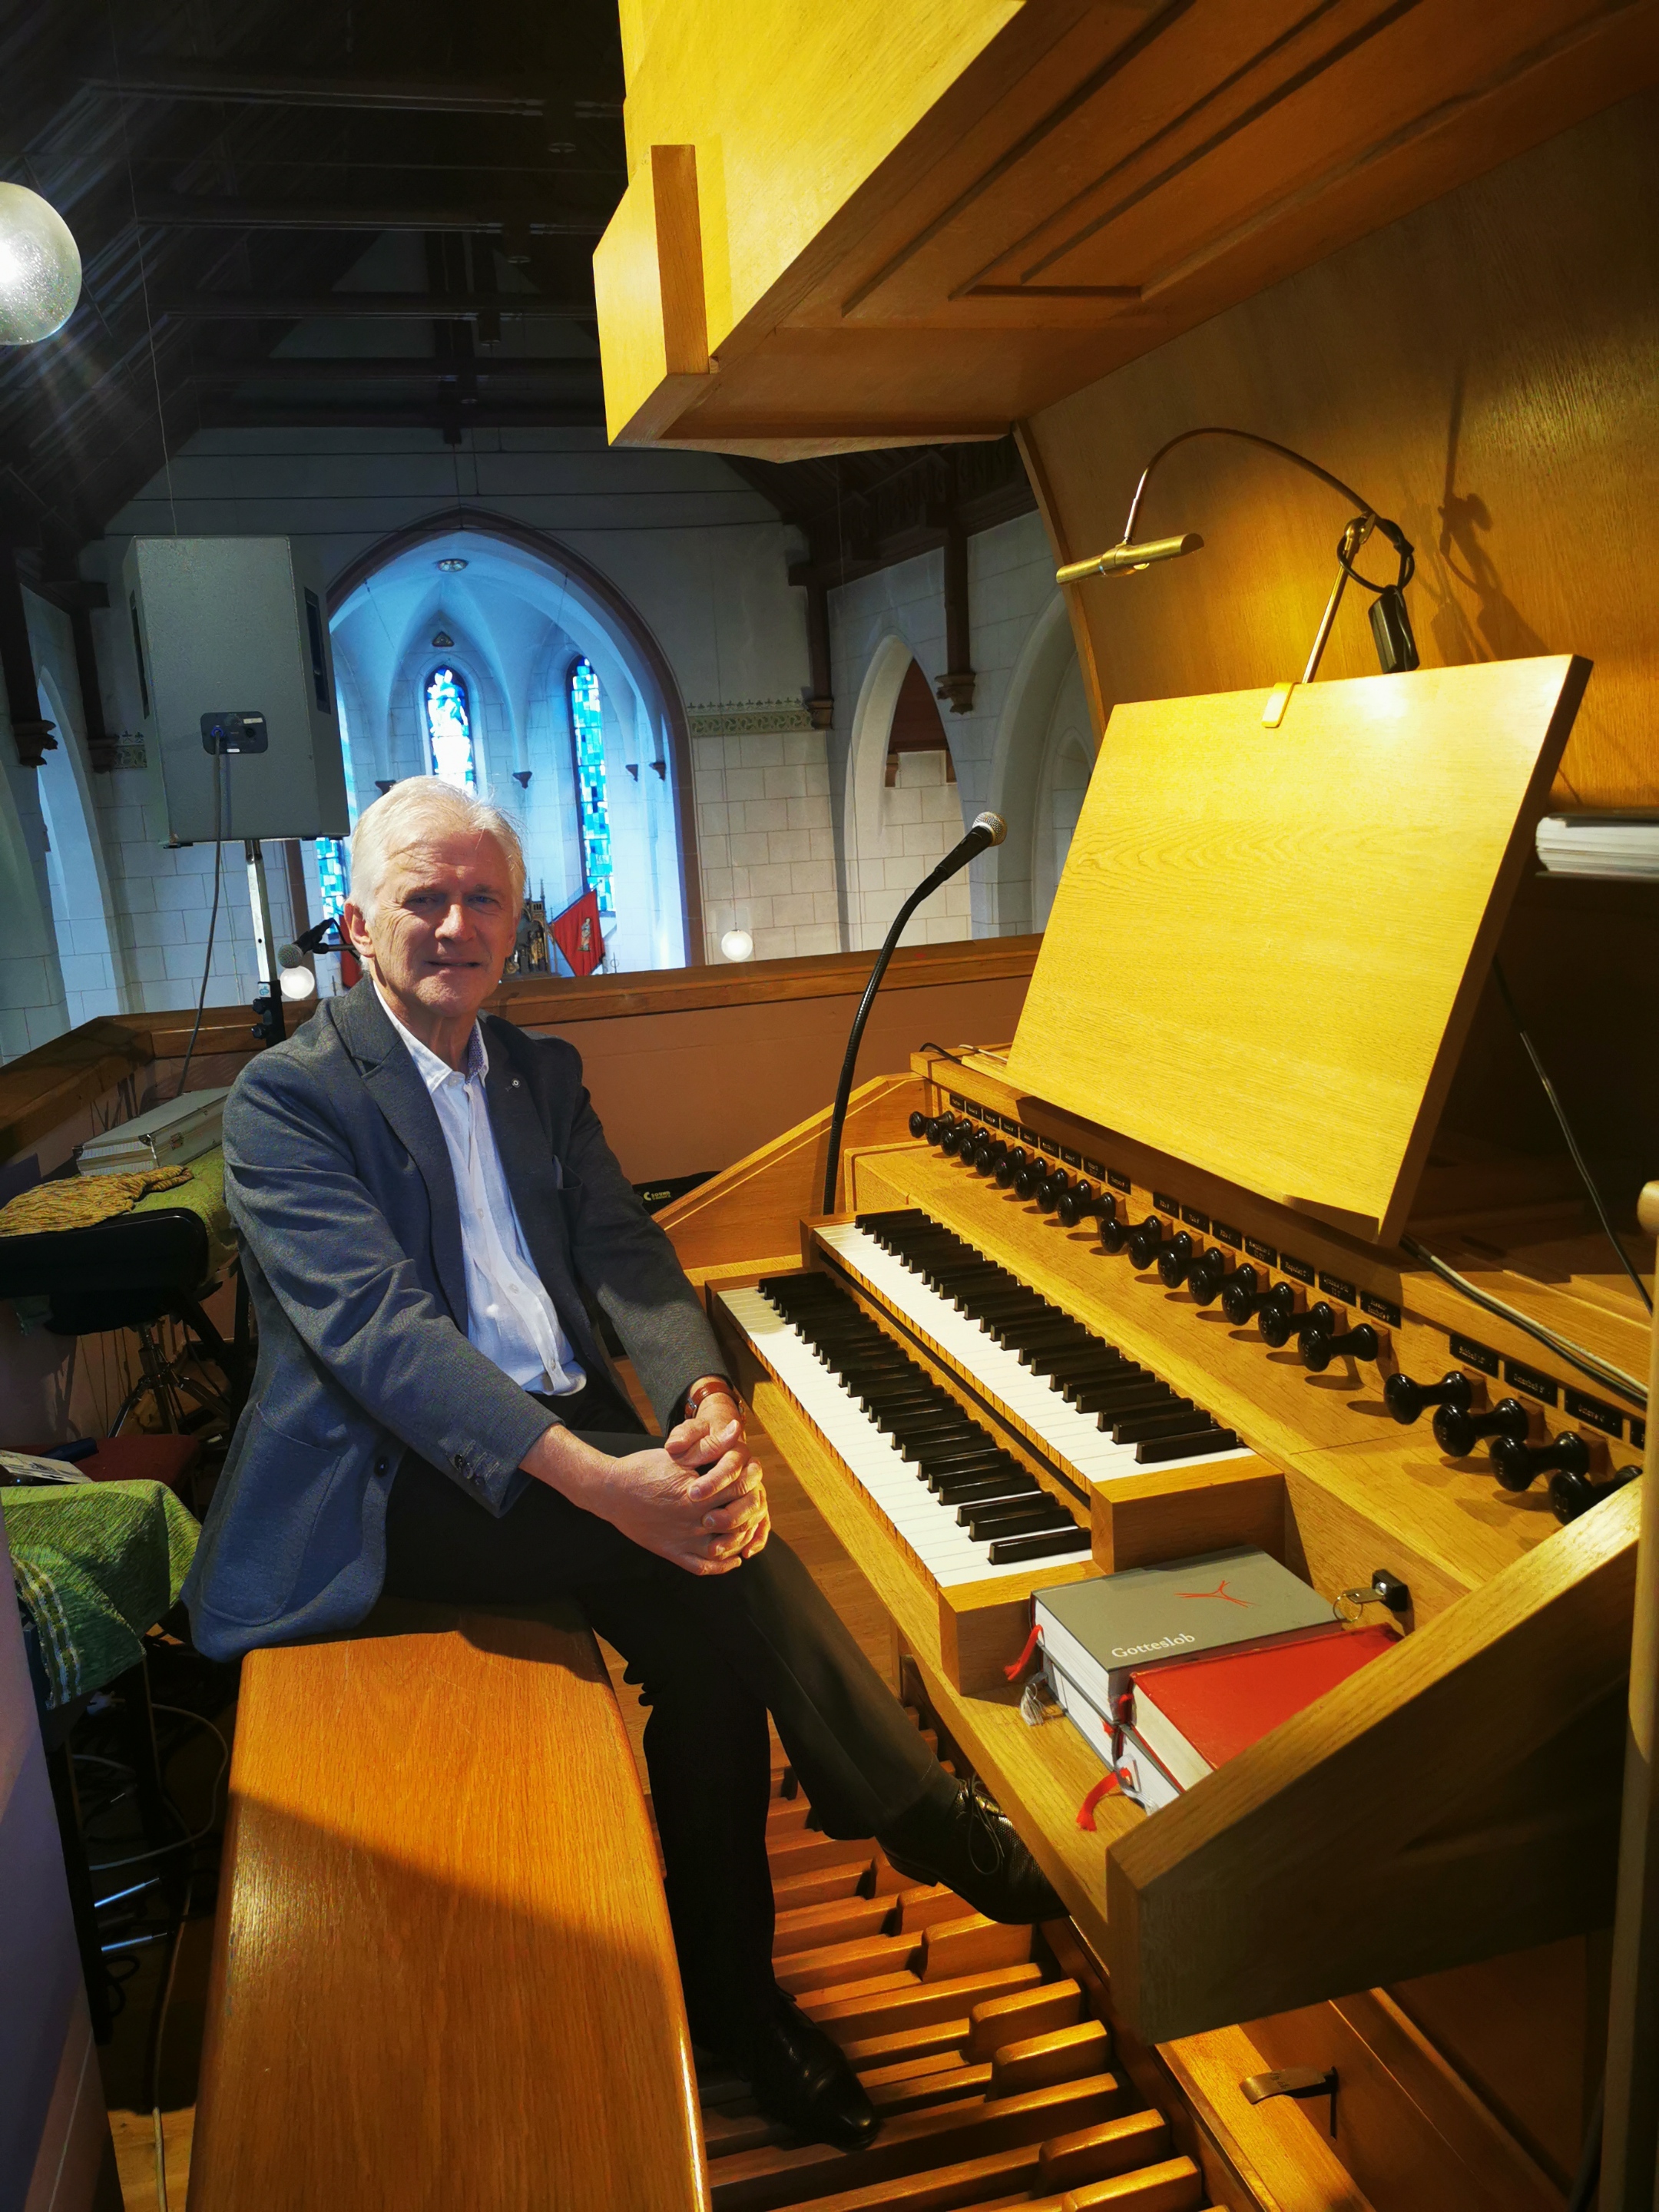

{"left": 1110, "top": 1404, "right": 1200, "bottom": 1444}
{"left": 1134, "top": 1427, "right": 1237, "bottom": 1463}
{"left": 1084, "top": 1386, "right": 1175, "bottom": 1425}
{"left": 920, "top": 1451, "right": 1014, "bottom": 1484}
{"left": 962, "top": 1499, "right": 1075, "bottom": 1539}
{"left": 935, "top": 1471, "right": 1041, "bottom": 1505}
{"left": 1049, "top": 1359, "right": 1138, "bottom": 1393}
{"left": 988, "top": 1525, "right": 1093, "bottom": 1565}
{"left": 1062, "top": 1366, "right": 1149, "bottom": 1406}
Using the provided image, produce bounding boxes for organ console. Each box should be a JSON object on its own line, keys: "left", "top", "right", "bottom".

{"left": 591, "top": 8, "right": 1659, "bottom": 2192}
{"left": 657, "top": 653, "right": 1651, "bottom": 2212}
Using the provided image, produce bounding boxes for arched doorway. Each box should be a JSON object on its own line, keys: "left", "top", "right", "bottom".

{"left": 843, "top": 635, "right": 967, "bottom": 952}
{"left": 329, "top": 509, "right": 699, "bottom": 974}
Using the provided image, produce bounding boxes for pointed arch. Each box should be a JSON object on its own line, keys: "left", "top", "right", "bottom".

{"left": 329, "top": 506, "right": 700, "bottom": 963}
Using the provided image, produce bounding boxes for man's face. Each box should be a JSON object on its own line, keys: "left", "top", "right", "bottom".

{"left": 344, "top": 826, "right": 518, "bottom": 1031}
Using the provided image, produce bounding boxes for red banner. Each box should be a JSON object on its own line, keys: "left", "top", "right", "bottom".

{"left": 550, "top": 888, "right": 604, "bottom": 978}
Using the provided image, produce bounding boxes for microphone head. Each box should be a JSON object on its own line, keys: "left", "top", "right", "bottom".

{"left": 971, "top": 811, "right": 1008, "bottom": 847}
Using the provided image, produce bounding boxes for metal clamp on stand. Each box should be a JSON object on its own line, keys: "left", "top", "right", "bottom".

{"left": 1240, "top": 2066, "right": 1339, "bottom": 2136}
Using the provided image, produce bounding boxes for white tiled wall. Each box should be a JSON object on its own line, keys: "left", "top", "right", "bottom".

{"left": 694, "top": 725, "right": 839, "bottom": 964}
{"left": 843, "top": 749, "right": 969, "bottom": 951}
{"left": 826, "top": 512, "right": 1077, "bottom": 951}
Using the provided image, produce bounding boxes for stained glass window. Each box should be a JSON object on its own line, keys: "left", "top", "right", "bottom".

{"left": 313, "top": 688, "right": 359, "bottom": 924}
{"left": 568, "top": 657, "right": 614, "bottom": 916}
{"left": 426, "top": 664, "right": 475, "bottom": 790}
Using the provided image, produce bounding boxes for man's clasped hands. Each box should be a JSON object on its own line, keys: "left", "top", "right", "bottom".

{"left": 521, "top": 1389, "right": 770, "bottom": 1577}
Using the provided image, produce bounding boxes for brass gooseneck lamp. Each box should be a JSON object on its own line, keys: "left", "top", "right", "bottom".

{"left": 1055, "top": 426, "right": 1419, "bottom": 721}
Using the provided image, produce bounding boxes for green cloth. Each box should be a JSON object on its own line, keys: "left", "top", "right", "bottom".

{"left": 4, "top": 1479, "right": 200, "bottom": 1707}
{"left": 131, "top": 1144, "right": 236, "bottom": 1274}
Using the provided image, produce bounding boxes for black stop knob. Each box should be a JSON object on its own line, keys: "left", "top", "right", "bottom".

{"left": 1260, "top": 1296, "right": 1333, "bottom": 1350}
{"left": 1223, "top": 1276, "right": 1284, "bottom": 1327}
{"left": 1037, "top": 1167, "right": 1071, "bottom": 1213}
{"left": 1013, "top": 1156, "right": 1044, "bottom": 1200}
{"left": 1383, "top": 1369, "right": 1473, "bottom": 1426}
{"left": 1099, "top": 1210, "right": 1151, "bottom": 1256}
{"left": 939, "top": 1118, "right": 966, "bottom": 1156}
{"left": 1301, "top": 1321, "right": 1380, "bottom": 1372}
{"left": 1156, "top": 1231, "right": 1198, "bottom": 1287}
{"left": 995, "top": 1146, "right": 1025, "bottom": 1190}
{"left": 909, "top": 1109, "right": 929, "bottom": 1138}
{"left": 1551, "top": 1465, "right": 1636, "bottom": 1525}
{"left": 1057, "top": 1181, "right": 1097, "bottom": 1227}
{"left": 1491, "top": 1430, "right": 1592, "bottom": 1494}
{"left": 1433, "top": 1396, "right": 1531, "bottom": 1458}
{"left": 1127, "top": 1215, "right": 1167, "bottom": 1269}
{"left": 1193, "top": 1257, "right": 1254, "bottom": 1310}
{"left": 975, "top": 1137, "right": 1006, "bottom": 1177}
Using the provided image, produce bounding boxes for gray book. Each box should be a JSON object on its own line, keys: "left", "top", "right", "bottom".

{"left": 1035, "top": 1546, "right": 1339, "bottom": 1746}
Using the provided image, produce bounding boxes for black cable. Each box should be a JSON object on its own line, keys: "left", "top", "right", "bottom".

{"left": 175, "top": 747, "right": 226, "bottom": 1098}
{"left": 1400, "top": 1235, "right": 1645, "bottom": 1408}
{"left": 1492, "top": 959, "right": 1651, "bottom": 1313}
{"left": 919, "top": 1041, "right": 973, "bottom": 1070}
{"left": 1566, "top": 2077, "right": 1603, "bottom": 2212}
{"left": 822, "top": 819, "right": 1005, "bottom": 1213}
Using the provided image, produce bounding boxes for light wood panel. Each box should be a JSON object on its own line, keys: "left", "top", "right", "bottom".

{"left": 660, "top": 1077, "right": 922, "bottom": 1275}
{"left": 187, "top": 1602, "right": 708, "bottom": 2212}
{"left": 594, "top": 0, "right": 1659, "bottom": 455}
{"left": 1005, "top": 657, "right": 1588, "bottom": 1243}
{"left": 1022, "top": 89, "right": 1659, "bottom": 816}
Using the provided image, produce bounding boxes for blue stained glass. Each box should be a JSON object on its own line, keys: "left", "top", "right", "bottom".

{"left": 426, "top": 665, "right": 475, "bottom": 790}
{"left": 568, "top": 657, "right": 614, "bottom": 917}
{"left": 314, "top": 684, "right": 357, "bottom": 920}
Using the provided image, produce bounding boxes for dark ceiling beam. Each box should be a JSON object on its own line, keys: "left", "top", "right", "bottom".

{"left": 135, "top": 199, "right": 608, "bottom": 234}
{"left": 160, "top": 291, "right": 594, "bottom": 320}
{"left": 80, "top": 66, "right": 620, "bottom": 118}
{"left": 193, "top": 401, "right": 607, "bottom": 430}
{"left": 184, "top": 358, "right": 601, "bottom": 385}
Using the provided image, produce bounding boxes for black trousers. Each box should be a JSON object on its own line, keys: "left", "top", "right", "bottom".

{"left": 382, "top": 1374, "right": 937, "bottom": 2041}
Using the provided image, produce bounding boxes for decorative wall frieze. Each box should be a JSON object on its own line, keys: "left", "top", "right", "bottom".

{"left": 687, "top": 700, "right": 816, "bottom": 740}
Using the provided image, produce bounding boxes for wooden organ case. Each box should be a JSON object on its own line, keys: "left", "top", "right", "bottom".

{"left": 595, "top": 8, "right": 1659, "bottom": 2204}
{"left": 657, "top": 655, "right": 1648, "bottom": 2212}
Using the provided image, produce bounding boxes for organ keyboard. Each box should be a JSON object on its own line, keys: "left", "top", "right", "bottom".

{"left": 820, "top": 1214, "right": 1250, "bottom": 1481}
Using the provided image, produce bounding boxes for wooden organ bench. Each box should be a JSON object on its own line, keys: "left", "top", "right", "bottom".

{"left": 186, "top": 1600, "right": 709, "bottom": 2212}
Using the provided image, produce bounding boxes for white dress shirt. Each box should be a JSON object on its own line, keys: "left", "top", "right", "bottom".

{"left": 377, "top": 991, "right": 585, "bottom": 1396}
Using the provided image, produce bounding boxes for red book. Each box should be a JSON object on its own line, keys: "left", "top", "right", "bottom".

{"left": 1130, "top": 1624, "right": 1399, "bottom": 1793}
{"left": 551, "top": 888, "right": 604, "bottom": 977}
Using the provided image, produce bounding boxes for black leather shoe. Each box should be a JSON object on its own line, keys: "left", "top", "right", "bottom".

{"left": 880, "top": 1777, "right": 1065, "bottom": 1924}
{"left": 736, "top": 1992, "right": 880, "bottom": 2150}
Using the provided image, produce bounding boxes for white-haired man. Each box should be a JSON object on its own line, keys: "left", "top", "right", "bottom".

{"left": 183, "top": 779, "right": 1061, "bottom": 2147}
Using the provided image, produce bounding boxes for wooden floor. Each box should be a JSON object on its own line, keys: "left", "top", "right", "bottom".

{"left": 104, "top": 1373, "right": 896, "bottom": 2208}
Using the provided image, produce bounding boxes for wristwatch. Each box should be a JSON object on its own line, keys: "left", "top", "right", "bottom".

{"left": 684, "top": 1375, "right": 738, "bottom": 1420}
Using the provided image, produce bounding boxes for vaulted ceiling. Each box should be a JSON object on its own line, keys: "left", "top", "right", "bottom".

{"left": 0, "top": 0, "right": 625, "bottom": 560}
{"left": 0, "top": 0, "right": 1032, "bottom": 578}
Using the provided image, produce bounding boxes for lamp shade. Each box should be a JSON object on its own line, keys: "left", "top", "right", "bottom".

{"left": 0, "top": 184, "right": 82, "bottom": 344}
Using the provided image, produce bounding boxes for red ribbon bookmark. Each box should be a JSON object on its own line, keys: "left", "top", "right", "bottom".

{"left": 1004, "top": 1620, "right": 1043, "bottom": 1681}
{"left": 1076, "top": 1773, "right": 1121, "bottom": 1831}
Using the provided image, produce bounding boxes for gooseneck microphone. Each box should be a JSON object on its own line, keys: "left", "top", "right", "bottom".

{"left": 821, "top": 810, "right": 1006, "bottom": 1214}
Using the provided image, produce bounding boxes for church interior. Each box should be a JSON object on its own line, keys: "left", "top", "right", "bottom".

{"left": 2, "top": 0, "right": 1657, "bottom": 2207}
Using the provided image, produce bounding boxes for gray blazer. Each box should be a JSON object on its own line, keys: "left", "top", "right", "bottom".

{"left": 180, "top": 979, "right": 726, "bottom": 1661}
